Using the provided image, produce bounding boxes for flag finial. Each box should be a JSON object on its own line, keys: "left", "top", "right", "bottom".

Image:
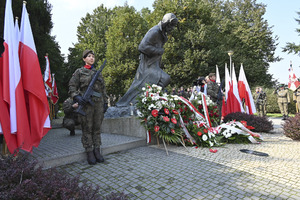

{"left": 23, "top": 1, "right": 27, "bottom": 5}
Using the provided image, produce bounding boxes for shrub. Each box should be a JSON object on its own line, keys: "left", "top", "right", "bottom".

{"left": 0, "top": 153, "right": 127, "bottom": 200}
{"left": 283, "top": 113, "right": 300, "bottom": 140}
{"left": 223, "top": 112, "right": 273, "bottom": 133}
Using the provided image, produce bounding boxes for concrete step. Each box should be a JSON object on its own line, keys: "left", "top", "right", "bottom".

{"left": 28, "top": 128, "right": 146, "bottom": 168}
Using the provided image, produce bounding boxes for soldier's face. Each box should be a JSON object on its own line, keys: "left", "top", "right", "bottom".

{"left": 83, "top": 53, "right": 95, "bottom": 66}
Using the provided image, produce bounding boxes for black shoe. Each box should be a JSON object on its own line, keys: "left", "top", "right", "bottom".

{"left": 282, "top": 115, "right": 286, "bottom": 120}
{"left": 87, "top": 151, "right": 96, "bottom": 165}
{"left": 70, "top": 130, "right": 75, "bottom": 136}
{"left": 93, "top": 148, "right": 104, "bottom": 163}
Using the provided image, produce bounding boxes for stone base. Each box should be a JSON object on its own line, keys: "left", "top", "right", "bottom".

{"left": 101, "top": 116, "right": 146, "bottom": 139}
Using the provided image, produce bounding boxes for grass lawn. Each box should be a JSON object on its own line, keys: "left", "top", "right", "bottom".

{"left": 266, "top": 113, "right": 295, "bottom": 118}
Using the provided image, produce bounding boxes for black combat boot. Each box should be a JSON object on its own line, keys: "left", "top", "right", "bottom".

{"left": 70, "top": 129, "right": 75, "bottom": 136}
{"left": 87, "top": 151, "right": 96, "bottom": 165}
{"left": 93, "top": 148, "right": 104, "bottom": 163}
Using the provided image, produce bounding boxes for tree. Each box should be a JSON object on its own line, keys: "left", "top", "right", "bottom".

{"left": 283, "top": 11, "right": 300, "bottom": 55}
{"left": 104, "top": 5, "right": 148, "bottom": 95}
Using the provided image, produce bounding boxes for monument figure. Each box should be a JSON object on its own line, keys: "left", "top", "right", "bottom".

{"left": 116, "top": 13, "right": 178, "bottom": 107}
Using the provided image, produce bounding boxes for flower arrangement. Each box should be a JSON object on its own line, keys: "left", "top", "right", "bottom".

{"left": 135, "top": 84, "right": 183, "bottom": 144}
{"left": 136, "top": 84, "right": 263, "bottom": 152}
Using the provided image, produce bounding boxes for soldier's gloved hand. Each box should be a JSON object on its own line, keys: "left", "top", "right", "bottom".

{"left": 294, "top": 100, "right": 297, "bottom": 103}
{"left": 104, "top": 103, "right": 108, "bottom": 113}
{"left": 74, "top": 95, "right": 86, "bottom": 106}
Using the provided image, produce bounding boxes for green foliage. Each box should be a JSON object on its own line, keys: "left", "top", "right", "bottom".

{"left": 283, "top": 11, "right": 300, "bottom": 54}
{"left": 66, "top": 0, "right": 279, "bottom": 96}
{"left": 105, "top": 5, "right": 148, "bottom": 95}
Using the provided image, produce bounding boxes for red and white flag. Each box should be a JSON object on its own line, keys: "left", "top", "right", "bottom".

{"left": 216, "top": 65, "right": 220, "bottom": 85}
{"left": 225, "top": 64, "right": 244, "bottom": 114}
{"left": 238, "top": 64, "right": 256, "bottom": 114}
{"left": 19, "top": 2, "right": 51, "bottom": 147}
{"left": 44, "top": 55, "right": 52, "bottom": 95}
{"left": 288, "top": 61, "right": 300, "bottom": 91}
{"left": 51, "top": 73, "right": 59, "bottom": 105}
{"left": 1, "top": 0, "right": 32, "bottom": 153}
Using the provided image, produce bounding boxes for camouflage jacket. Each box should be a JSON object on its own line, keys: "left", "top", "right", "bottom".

{"left": 68, "top": 67, "right": 107, "bottom": 104}
{"left": 207, "top": 81, "right": 219, "bottom": 103}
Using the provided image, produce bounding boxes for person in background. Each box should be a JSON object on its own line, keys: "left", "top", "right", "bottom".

{"left": 293, "top": 84, "right": 300, "bottom": 113}
{"left": 68, "top": 49, "right": 108, "bottom": 165}
{"left": 62, "top": 98, "right": 80, "bottom": 136}
{"left": 274, "top": 84, "right": 290, "bottom": 120}
{"left": 207, "top": 73, "right": 221, "bottom": 123}
{"left": 254, "top": 87, "right": 267, "bottom": 117}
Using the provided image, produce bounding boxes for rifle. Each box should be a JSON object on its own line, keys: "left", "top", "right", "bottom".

{"left": 75, "top": 59, "right": 107, "bottom": 116}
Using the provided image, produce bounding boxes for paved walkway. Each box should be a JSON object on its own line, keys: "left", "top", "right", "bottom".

{"left": 54, "top": 117, "right": 300, "bottom": 200}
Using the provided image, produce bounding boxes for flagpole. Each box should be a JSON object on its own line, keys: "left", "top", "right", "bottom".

{"left": 228, "top": 50, "right": 233, "bottom": 80}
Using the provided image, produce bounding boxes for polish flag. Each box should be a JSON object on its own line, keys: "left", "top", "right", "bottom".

{"left": 51, "top": 74, "right": 59, "bottom": 105}
{"left": 225, "top": 64, "right": 244, "bottom": 114}
{"left": 19, "top": 2, "right": 51, "bottom": 147}
{"left": 288, "top": 61, "right": 300, "bottom": 91}
{"left": 1, "top": 0, "right": 32, "bottom": 153}
{"left": 44, "top": 55, "right": 52, "bottom": 95}
{"left": 238, "top": 64, "right": 256, "bottom": 114}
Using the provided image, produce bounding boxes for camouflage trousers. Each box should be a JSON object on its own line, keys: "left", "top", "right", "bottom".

{"left": 256, "top": 103, "right": 266, "bottom": 117}
{"left": 80, "top": 101, "right": 104, "bottom": 152}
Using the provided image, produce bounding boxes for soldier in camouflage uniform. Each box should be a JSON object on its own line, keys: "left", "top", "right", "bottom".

{"left": 207, "top": 73, "right": 222, "bottom": 124}
{"left": 68, "top": 50, "right": 108, "bottom": 165}
{"left": 62, "top": 98, "right": 80, "bottom": 136}
{"left": 253, "top": 87, "right": 267, "bottom": 117}
{"left": 274, "top": 84, "right": 290, "bottom": 120}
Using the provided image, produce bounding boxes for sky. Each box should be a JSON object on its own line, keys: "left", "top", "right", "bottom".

{"left": 50, "top": 0, "right": 300, "bottom": 84}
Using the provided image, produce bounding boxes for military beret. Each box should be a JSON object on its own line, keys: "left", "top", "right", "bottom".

{"left": 82, "top": 49, "right": 94, "bottom": 58}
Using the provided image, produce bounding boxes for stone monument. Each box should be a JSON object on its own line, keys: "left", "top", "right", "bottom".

{"left": 105, "top": 13, "right": 178, "bottom": 118}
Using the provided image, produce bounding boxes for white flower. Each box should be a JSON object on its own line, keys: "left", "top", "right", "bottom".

{"left": 142, "top": 97, "right": 147, "bottom": 104}
{"left": 142, "top": 87, "right": 146, "bottom": 91}
{"left": 209, "top": 141, "right": 214, "bottom": 147}
{"left": 137, "top": 110, "right": 143, "bottom": 117}
{"left": 208, "top": 131, "right": 215, "bottom": 138}
{"left": 202, "top": 134, "right": 208, "bottom": 141}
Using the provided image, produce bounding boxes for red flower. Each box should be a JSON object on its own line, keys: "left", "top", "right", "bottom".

{"left": 179, "top": 108, "right": 183, "bottom": 113}
{"left": 197, "top": 131, "right": 202, "bottom": 136}
{"left": 209, "top": 149, "right": 218, "bottom": 153}
{"left": 184, "top": 106, "right": 188, "bottom": 111}
{"left": 171, "top": 118, "right": 177, "bottom": 124}
{"left": 154, "top": 125, "right": 160, "bottom": 132}
{"left": 151, "top": 109, "right": 158, "bottom": 117}
{"left": 171, "top": 129, "right": 175, "bottom": 134}
{"left": 172, "top": 110, "right": 179, "bottom": 114}
{"left": 146, "top": 91, "right": 149, "bottom": 97}
{"left": 163, "top": 116, "right": 170, "bottom": 122}
{"left": 164, "top": 108, "right": 169, "bottom": 115}
{"left": 203, "top": 129, "right": 208, "bottom": 133}
{"left": 247, "top": 126, "right": 255, "bottom": 130}
{"left": 199, "top": 123, "right": 204, "bottom": 127}
{"left": 241, "top": 120, "right": 247, "bottom": 126}
{"left": 195, "top": 146, "right": 198, "bottom": 149}
{"left": 178, "top": 102, "right": 182, "bottom": 105}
